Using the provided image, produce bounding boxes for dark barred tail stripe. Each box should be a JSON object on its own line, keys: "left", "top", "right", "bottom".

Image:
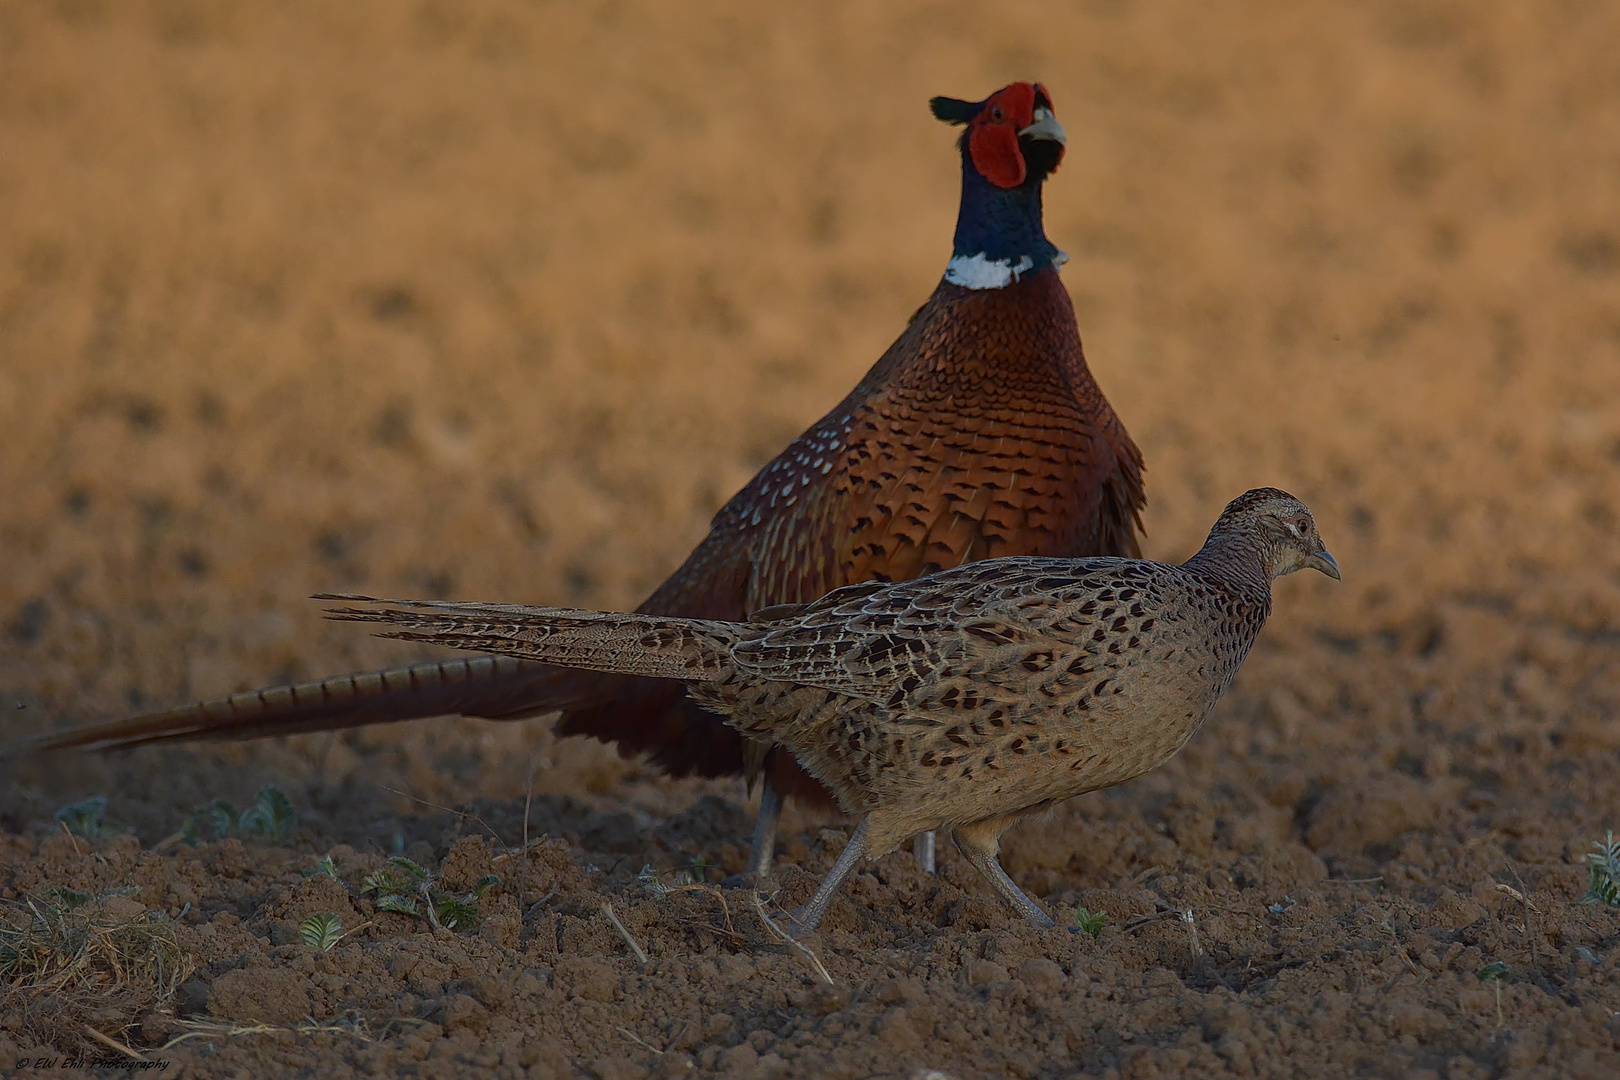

{"left": 6, "top": 654, "right": 538, "bottom": 756}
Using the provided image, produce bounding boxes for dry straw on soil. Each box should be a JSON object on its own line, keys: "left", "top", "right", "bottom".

{"left": 0, "top": 887, "right": 194, "bottom": 1054}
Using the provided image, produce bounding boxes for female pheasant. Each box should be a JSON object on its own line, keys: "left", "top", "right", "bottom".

{"left": 15, "top": 83, "right": 1146, "bottom": 878}
{"left": 321, "top": 489, "right": 1340, "bottom": 934}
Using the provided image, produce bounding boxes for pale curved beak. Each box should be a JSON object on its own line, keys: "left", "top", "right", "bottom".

{"left": 1305, "top": 549, "right": 1341, "bottom": 581}
{"left": 1019, "top": 107, "right": 1067, "bottom": 146}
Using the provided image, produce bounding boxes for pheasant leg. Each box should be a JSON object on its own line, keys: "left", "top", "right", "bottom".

{"left": 913, "top": 831, "right": 936, "bottom": 874}
{"left": 742, "top": 779, "right": 783, "bottom": 879}
{"left": 951, "top": 821, "right": 1054, "bottom": 928}
{"left": 738, "top": 777, "right": 931, "bottom": 882}
{"left": 783, "top": 817, "right": 870, "bottom": 937}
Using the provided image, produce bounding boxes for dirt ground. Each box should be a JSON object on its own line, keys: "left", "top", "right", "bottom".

{"left": 3, "top": 1, "right": 1620, "bottom": 1076}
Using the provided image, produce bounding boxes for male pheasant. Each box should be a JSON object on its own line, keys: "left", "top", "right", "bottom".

{"left": 322, "top": 489, "right": 1340, "bottom": 934}
{"left": 13, "top": 83, "right": 1147, "bottom": 878}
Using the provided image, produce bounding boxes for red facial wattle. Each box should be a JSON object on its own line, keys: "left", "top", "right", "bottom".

{"left": 967, "top": 82, "right": 1061, "bottom": 189}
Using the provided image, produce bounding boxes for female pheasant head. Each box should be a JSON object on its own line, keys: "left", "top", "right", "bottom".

{"left": 931, "top": 82, "right": 1068, "bottom": 290}
{"left": 1206, "top": 488, "right": 1341, "bottom": 582}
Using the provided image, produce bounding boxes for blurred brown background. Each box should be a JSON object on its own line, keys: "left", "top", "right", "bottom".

{"left": 2, "top": 0, "right": 1618, "bottom": 821}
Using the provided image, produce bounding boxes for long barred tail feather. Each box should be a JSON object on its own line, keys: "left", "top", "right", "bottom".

{"left": 316, "top": 594, "right": 743, "bottom": 685}
{"left": 0, "top": 652, "right": 594, "bottom": 758}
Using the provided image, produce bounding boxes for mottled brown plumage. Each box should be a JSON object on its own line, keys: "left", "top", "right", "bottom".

{"left": 323, "top": 489, "right": 1339, "bottom": 933}
{"left": 9, "top": 83, "right": 1145, "bottom": 876}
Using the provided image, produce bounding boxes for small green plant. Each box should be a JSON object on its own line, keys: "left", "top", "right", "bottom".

{"left": 1581, "top": 832, "right": 1620, "bottom": 908}
{"left": 54, "top": 797, "right": 124, "bottom": 841}
{"left": 301, "top": 855, "right": 339, "bottom": 881}
{"left": 429, "top": 873, "right": 501, "bottom": 929}
{"left": 237, "top": 787, "right": 297, "bottom": 838}
{"left": 39, "top": 886, "right": 95, "bottom": 908}
{"left": 1477, "top": 960, "right": 1510, "bottom": 1027}
{"left": 638, "top": 864, "right": 672, "bottom": 898}
{"left": 361, "top": 856, "right": 430, "bottom": 899}
{"left": 1073, "top": 907, "right": 1107, "bottom": 938}
{"left": 431, "top": 894, "right": 478, "bottom": 931}
{"left": 199, "top": 799, "right": 238, "bottom": 841}
{"left": 373, "top": 892, "right": 418, "bottom": 916}
{"left": 299, "top": 912, "right": 345, "bottom": 952}
{"left": 361, "top": 856, "right": 497, "bottom": 931}
{"left": 178, "top": 786, "right": 297, "bottom": 844}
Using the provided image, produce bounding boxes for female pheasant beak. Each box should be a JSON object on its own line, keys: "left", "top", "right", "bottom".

{"left": 1305, "top": 549, "right": 1341, "bottom": 581}
{"left": 1019, "top": 106, "right": 1067, "bottom": 146}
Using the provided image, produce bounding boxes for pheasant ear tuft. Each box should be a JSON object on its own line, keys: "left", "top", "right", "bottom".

{"left": 929, "top": 96, "right": 981, "bottom": 125}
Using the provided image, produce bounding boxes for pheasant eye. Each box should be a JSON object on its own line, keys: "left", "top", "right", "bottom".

{"left": 990, "top": 105, "right": 1006, "bottom": 123}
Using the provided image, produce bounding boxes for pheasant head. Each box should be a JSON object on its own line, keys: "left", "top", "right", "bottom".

{"left": 1204, "top": 488, "right": 1342, "bottom": 583}
{"left": 930, "top": 82, "right": 1068, "bottom": 290}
